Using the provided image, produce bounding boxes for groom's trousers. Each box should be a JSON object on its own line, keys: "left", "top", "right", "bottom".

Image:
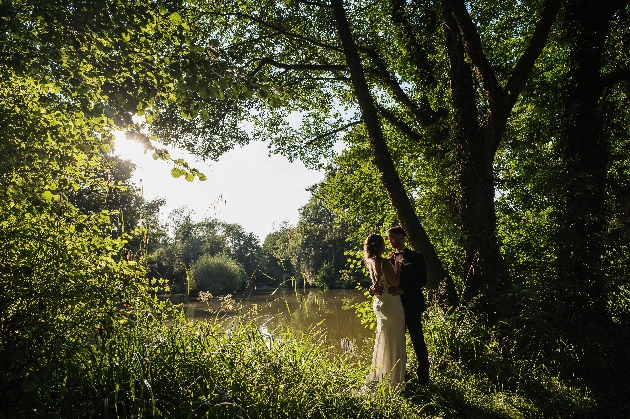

{"left": 405, "top": 311, "right": 429, "bottom": 383}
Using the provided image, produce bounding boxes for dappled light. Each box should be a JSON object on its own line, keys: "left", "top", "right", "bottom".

{"left": 2, "top": 0, "right": 629, "bottom": 417}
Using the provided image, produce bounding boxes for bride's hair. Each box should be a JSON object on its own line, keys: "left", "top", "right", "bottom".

{"left": 363, "top": 233, "right": 384, "bottom": 267}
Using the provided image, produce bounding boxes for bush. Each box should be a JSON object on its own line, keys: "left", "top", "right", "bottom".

{"left": 190, "top": 254, "right": 248, "bottom": 295}
{"left": 314, "top": 263, "right": 336, "bottom": 289}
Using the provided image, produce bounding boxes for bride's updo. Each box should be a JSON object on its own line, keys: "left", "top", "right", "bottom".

{"left": 363, "top": 233, "right": 384, "bottom": 265}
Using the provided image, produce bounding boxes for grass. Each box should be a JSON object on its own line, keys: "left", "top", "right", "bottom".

{"left": 2, "top": 295, "right": 626, "bottom": 418}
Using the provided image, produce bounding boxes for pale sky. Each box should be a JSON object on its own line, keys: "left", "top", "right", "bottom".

{"left": 113, "top": 135, "right": 325, "bottom": 241}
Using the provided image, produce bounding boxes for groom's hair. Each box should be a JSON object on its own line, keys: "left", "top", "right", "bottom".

{"left": 387, "top": 226, "right": 406, "bottom": 236}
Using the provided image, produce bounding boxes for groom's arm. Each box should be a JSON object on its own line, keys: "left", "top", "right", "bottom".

{"left": 400, "top": 251, "right": 427, "bottom": 294}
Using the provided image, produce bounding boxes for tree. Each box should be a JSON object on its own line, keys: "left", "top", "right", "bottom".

{"left": 190, "top": 254, "right": 248, "bottom": 294}
{"left": 137, "top": 0, "right": 574, "bottom": 308}
{"left": 554, "top": 0, "right": 630, "bottom": 310}
{"left": 261, "top": 221, "right": 300, "bottom": 284}
{"left": 217, "top": 222, "right": 264, "bottom": 280}
{"left": 148, "top": 209, "right": 264, "bottom": 291}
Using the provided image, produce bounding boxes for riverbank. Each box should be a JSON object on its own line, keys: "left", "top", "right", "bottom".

{"left": 2, "top": 294, "right": 608, "bottom": 418}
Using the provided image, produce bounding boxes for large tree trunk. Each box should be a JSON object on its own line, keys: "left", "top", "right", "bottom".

{"left": 439, "top": 0, "right": 560, "bottom": 308}
{"left": 331, "top": 0, "right": 458, "bottom": 307}
{"left": 556, "top": 0, "right": 628, "bottom": 310}
{"left": 441, "top": 2, "right": 506, "bottom": 304}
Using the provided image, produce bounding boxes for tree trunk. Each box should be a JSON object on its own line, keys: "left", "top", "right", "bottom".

{"left": 331, "top": 0, "right": 458, "bottom": 307}
{"left": 556, "top": 0, "right": 628, "bottom": 309}
{"left": 441, "top": 1, "right": 506, "bottom": 304}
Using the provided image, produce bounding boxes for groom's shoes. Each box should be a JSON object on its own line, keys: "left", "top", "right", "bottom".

{"left": 405, "top": 371, "right": 430, "bottom": 386}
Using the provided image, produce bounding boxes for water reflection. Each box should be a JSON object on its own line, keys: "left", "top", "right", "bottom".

{"left": 166, "top": 287, "right": 374, "bottom": 358}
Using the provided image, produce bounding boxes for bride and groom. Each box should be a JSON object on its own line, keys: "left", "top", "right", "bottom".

{"left": 363, "top": 226, "right": 429, "bottom": 390}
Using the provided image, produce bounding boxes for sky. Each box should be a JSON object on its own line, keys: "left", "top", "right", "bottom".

{"left": 113, "top": 134, "right": 325, "bottom": 241}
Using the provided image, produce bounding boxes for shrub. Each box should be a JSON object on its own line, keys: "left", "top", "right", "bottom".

{"left": 314, "top": 263, "right": 336, "bottom": 289}
{"left": 190, "top": 254, "right": 248, "bottom": 295}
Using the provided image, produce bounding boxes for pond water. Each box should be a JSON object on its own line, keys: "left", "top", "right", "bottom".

{"left": 165, "top": 287, "right": 375, "bottom": 358}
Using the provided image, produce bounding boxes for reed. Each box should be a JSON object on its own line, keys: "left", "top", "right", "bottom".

{"left": 18, "top": 300, "right": 418, "bottom": 418}
{"left": 5, "top": 293, "right": 623, "bottom": 418}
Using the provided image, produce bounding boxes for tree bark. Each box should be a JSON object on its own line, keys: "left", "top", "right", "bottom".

{"left": 556, "top": 0, "right": 630, "bottom": 310}
{"left": 441, "top": 1, "right": 503, "bottom": 303}
{"left": 330, "top": 0, "right": 458, "bottom": 307}
{"left": 440, "top": 0, "right": 560, "bottom": 305}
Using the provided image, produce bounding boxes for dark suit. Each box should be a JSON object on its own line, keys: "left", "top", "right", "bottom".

{"left": 390, "top": 247, "right": 429, "bottom": 383}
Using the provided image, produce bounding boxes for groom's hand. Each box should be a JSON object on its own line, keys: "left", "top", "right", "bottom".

{"left": 388, "top": 286, "right": 403, "bottom": 296}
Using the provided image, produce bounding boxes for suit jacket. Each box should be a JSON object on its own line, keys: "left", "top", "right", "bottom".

{"left": 389, "top": 248, "right": 428, "bottom": 314}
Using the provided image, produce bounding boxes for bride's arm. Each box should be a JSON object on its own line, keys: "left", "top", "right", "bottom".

{"left": 380, "top": 258, "right": 401, "bottom": 287}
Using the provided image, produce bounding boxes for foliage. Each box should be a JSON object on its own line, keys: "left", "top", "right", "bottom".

{"left": 1, "top": 298, "right": 424, "bottom": 418}
{"left": 190, "top": 253, "right": 248, "bottom": 295}
{"left": 314, "top": 263, "right": 336, "bottom": 289}
{"left": 148, "top": 208, "right": 266, "bottom": 292}
{"left": 0, "top": 60, "right": 161, "bottom": 415}
{"left": 262, "top": 195, "right": 361, "bottom": 288}
{"left": 261, "top": 221, "right": 300, "bottom": 285}
{"left": 416, "top": 305, "right": 599, "bottom": 419}
{"left": 2, "top": 0, "right": 630, "bottom": 416}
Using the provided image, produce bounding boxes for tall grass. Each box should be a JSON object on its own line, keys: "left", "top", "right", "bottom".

{"left": 9, "top": 300, "right": 418, "bottom": 418}
{"left": 411, "top": 306, "right": 596, "bottom": 419}
{"left": 5, "top": 292, "right": 627, "bottom": 418}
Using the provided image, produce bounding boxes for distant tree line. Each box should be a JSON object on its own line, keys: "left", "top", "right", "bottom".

{"left": 148, "top": 191, "right": 365, "bottom": 295}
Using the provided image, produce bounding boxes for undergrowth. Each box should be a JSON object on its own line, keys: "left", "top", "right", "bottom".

{"left": 2, "top": 292, "right": 627, "bottom": 418}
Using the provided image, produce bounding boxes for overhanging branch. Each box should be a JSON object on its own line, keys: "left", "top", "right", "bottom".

{"left": 251, "top": 57, "right": 347, "bottom": 75}
{"left": 376, "top": 105, "right": 425, "bottom": 144}
{"left": 303, "top": 120, "right": 363, "bottom": 147}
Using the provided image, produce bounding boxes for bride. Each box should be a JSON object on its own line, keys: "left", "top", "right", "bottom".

{"left": 363, "top": 233, "right": 406, "bottom": 390}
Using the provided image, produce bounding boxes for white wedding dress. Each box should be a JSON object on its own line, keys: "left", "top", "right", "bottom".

{"left": 365, "top": 260, "right": 406, "bottom": 390}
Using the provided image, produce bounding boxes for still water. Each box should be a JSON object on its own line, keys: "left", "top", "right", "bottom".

{"left": 167, "top": 287, "right": 375, "bottom": 358}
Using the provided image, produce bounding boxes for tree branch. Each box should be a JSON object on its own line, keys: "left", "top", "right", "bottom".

{"left": 303, "top": 120, "right": 363, "bottom": 147}
{"left": 200, "top": 11, "right": 344, "bottom": 53}
{"left": 226, "top": 32, "right": 283, "bottom": 50}
{"left": 362, "top": 47, "right": 441, "bottom": 127}
{"left": 295, "top": 0, "right": 333, "bottom": 8}
{"left": 447, "top": 0, "right": 561, "bottom": 151}
{"left": 503, "top": 0, "right": 562, "bottom": 109}
{"left": 445, "top": 0, "right": 503, "bottom": 102}
{"left": 600, "top": 64, "right": 630, "bottom": 89}
{"left": 376, "top": 105, "right": 425, "bottom": 144}
{"left": 249, "top": 57, "right": 347, "bottom": 77}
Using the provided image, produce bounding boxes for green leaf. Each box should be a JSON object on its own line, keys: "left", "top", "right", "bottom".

{"left": 171, "top": 168, "right": 184, "bottom": 178}
{"left": 169, "top": 12, "right": 183, "bottom": 25}
{"left": 41, "top": 191, "right": 53, "bottom": 202}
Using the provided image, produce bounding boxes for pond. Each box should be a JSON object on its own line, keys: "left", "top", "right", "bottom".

{"left": 165, "top": 286, "right": 375, "bottom": 358}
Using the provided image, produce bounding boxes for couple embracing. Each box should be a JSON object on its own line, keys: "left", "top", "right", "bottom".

{"left": 363, "top": 226, "right": 429, "bottom": 390}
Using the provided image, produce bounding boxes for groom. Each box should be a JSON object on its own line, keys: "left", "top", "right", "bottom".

{"left": 386, "top": 226, "right": 430, "bottom": 385}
